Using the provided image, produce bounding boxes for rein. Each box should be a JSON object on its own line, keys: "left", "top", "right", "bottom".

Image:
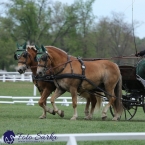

{"left": 48, "top": 59, "right": 78, "bottom": 74}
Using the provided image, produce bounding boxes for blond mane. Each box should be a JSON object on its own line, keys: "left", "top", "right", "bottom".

{"left": 45, "top": 45, "right": 67, "bottom": 54}
{"left": 26, "top": 45, "right": 37, "bottom": 51}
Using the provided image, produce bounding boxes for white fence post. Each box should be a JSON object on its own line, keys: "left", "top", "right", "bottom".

{"left": 33, "top": 85, "right": 37, "bottom": 96}
{"left": 0, "top": 72, "right": 33, "bottom": 82}
{"left": 13, "top": 75, "right": 16, "bottom": 82}
{"left": 29, "top": 75, "right": 32, "bottom": 82}
{"left": 21, "top": 74, "right": 24, "bottom": 81}
{"left": 67, "top": 136, "right": 77, "bottom": 145}
{"left": 2, "top": 74, "right": 5, "bottom": 82}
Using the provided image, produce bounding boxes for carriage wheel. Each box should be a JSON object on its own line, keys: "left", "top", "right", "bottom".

{"left": 110, "top": 103, "right": 137, "bottom": 120}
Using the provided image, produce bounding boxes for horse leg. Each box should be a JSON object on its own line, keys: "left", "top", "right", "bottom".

{"left": 102, "top": 96, "right": 116, "bottom": 120}
{"left": 85, "top": 95, "right": 96, "bottom": 120}
{"left": 70, "top": 87, "right": 78, "bottom": 120}
{"left": 84, "top": 97, "right": 90, "bottom": 119}
{"left": 38, "top": 91, "right": 47, "bottom": 119}
{"left": 108, "top": 100, "right": 121, "bottom": 121}
{"left": 38, "top": 96, "right": 47, "bottom": 119}
{"left": 111, "top": 104, "right": 119, "bottom": 121}
{"left": 50, "top": 88, "right": 65, "bottom": 118}
{"left": 103, "top": 77, "right": 123, "bottom": 121}
{"left": 102, "top": 86, "right": 116, "bottom": 120}
{"left": 38, "top": 89, "right": 55, "bottom": 119}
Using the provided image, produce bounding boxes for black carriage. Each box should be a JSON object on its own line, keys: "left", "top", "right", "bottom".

{"left": 110, "top": 57, "right": 145, "bottom": 120}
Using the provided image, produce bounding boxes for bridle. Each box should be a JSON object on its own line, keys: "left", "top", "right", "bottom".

{"left": 37, "top": 53, "right": 75, "bottom": 75}
{"left": 14, "top": 50, "right": 34, "bottom": 69}
{"left": 18, "top": 51, "right": 29, "bottom": 66}
{"left": 37, "top": 53, "right": 52, "bottom": 73}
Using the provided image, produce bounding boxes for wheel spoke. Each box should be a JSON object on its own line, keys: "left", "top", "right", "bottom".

{"left": 110, "top": 104, "right": 137, "bottom": 120}
{"left": 124, "top": 109, "right": 127, "bottom": 120}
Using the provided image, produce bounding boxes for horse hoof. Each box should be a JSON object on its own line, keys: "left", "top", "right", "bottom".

{"left": 39, "top": 116, "right": 46, "bottom": 119}
{"left": 60, "top": 111, "right": 64, "bottom": 118}
{"left": 112, "top": 117, "right": 119, "bottom": 121}
{"left": 102, "top": 116, "right": 107, "bottom": 120}
{"left": 51, "top": 110, "right": 56, "bottom": 115}
{"left": 70, "top": 117, "right": 77, "bottom": 120}
{"left": 84, "top": 116, "right": 92, "bottom": 120}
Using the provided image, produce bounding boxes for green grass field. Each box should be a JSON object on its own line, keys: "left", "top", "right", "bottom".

{"left": 0, "top": 81, "right": 145, "bottom": 145}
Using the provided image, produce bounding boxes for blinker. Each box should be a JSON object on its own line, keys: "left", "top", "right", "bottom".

{"left": 36, "top": 53, "right": 48, "bottom": 62}
{"left": 14, "top": 50, "right": 27, "bottom": 60}
{"left": 36, "top": 45, "right": 48, "bottom": 62}
{"left": 14, "top": 53, "right": 19, "bottom": 60}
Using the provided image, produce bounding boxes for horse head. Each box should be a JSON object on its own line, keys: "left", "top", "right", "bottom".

{"left": 36, "top": 45, "right": 52, "bottom": 76}
{"left": 14, "top": 42, "right": 37, "bottom": 74}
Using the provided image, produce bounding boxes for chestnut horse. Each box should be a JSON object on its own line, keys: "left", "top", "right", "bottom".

{"left": 14, "top": 43, "right": 102, "bottom": 120}
{"left": 14, "top": 43, "right": 56, "bottom": 119}
{"left": 36, "top": 45, "right": 123, "bottom": 121}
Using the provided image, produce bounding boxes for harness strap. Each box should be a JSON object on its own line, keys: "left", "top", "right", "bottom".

{"left": 77, "top": 57, "right": 86, "bottom": 90}
{"left": 32, "top": 75, "right": 42, "bottom": 92}
{"left": 84, "top": 90, "right": 107, "bottom": 98}
{"left": 54, "top": 54, "right": 71, "bottom": 91}
{"left": 68, "top": 55, "right": 73, "bottom": 73}
{"left": 32, "top": 75, "right": 54, "bottom": 83}
{"left": 55, "top": 54, "right": 70, "bottom": 75}
{"left": 53, "top": 73, "right": 112, "bottom": 97}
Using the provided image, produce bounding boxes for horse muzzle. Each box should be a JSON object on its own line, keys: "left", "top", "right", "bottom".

{"left": 36, "top": 68, "right": 44, "bottom": 76}
{"left": 17, "top": 65, "right": 27, "bottom": 74}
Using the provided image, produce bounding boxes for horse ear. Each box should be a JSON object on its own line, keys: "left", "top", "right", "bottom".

{"left": 35, "top": 45, "right": 40, "bottom": 51}
{"left": 23, "top": 42, "right": 27, "bottom": 49}
{"left": 41, "top": 45, "right": 47, "bottom": 53}
{"left": 16, "top": 43, "right": 20, "bottom": 49}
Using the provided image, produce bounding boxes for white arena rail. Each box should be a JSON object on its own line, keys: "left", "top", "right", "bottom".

{"left": 0, "top": 96, "right": 86, "bottom": 105}
{"left": 0, "top": 72, "right": 32, "bottom": 82}
{"left": 1, "top": 133, "right": 145, "bottom": 145}
{"left": 0, "top": 96, "right": 108, "bottom": 106}
{"left": 0, "top": 72, "right": 108, "bottom": 105}
{"left": 0, "top": 72, "right": 37, "bottom": 96}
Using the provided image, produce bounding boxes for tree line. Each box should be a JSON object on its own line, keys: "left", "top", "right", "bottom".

{"left": 0, "top": 0, "right": 145, "bottom": 71}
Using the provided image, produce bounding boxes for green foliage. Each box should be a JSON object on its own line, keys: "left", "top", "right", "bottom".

{"left": 0, "top": 0, "right": 144, "bottom": 70}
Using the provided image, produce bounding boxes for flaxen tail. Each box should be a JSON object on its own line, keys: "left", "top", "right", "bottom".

{"left": 114, "top": 75, "right": 123, "bottom": 115}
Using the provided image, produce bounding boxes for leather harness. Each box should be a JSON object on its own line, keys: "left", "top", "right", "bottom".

{"left": 36, "top": 54, "right": 112, "bottom": 97}
{"left": 17, "top": 51, "right": 111, "bottom": 97}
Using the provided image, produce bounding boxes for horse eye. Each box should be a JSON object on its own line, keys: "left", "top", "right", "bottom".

{"left": 41, "top": 55, "right": 47, "bottom": 61}
{"left": 23, "top": 52, "right": 28, "bottom": 58}
{"left": 14, "top": 54, "right": 19, "bottom": 60}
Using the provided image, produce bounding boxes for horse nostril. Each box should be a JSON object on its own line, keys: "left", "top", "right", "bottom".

{"left": 39, "top": 72, "right": 42, "bottom": 75}
{"left": 37, "top": 71, "right": 43, "bottom": 76}
{"left": 18, "top": 69, "right": 21, "bottom": 72}
{"left": 18, "top": 69, "right": 23, "bottom": 74}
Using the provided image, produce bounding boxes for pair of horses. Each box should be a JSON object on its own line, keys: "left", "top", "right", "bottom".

{"left": 35, "top": 45, "right": 123, "bottom": 120}
{"left": 14, "top": 43, "right": 102, "bottom": 120}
